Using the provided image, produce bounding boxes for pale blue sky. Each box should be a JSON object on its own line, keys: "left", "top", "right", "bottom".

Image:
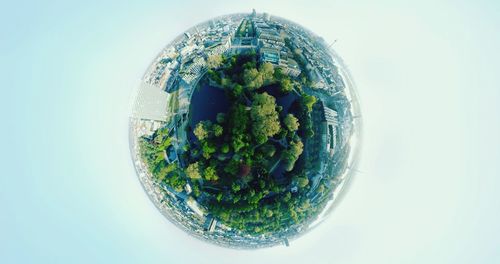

{"left": 1, "top": 0, "right": 499, "bottom": 263}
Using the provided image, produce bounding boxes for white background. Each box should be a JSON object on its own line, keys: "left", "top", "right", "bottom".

{"left": 1, "top": 0, "right": 499, "bottom": 263}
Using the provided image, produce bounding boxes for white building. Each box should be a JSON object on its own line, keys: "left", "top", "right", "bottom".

{"left": 132, "top": 82, "right": 169, "bottom": 122}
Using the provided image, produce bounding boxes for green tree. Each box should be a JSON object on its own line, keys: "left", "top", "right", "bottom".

{"left": 227, "top": 104, "right": 250, "bottom": 151}
{"left": 259, "top": 62, "right": 275, "bottom": 83}
{"left": 204, "top": 166, "right": 219, "bottom": 181}
{"left": 299, "top": 199, "right": 311, "bottom": 211}
{"left": 231, "top": 182, "right": 241, "bottom": 192}
{"left": 302, "top": 94, "right": 317, "bottom": 112}
{"left": 166, "top": 172, "right": 186, "bottom": 192}
{"left": 289, "top": 207, "right": 299, "bottom": 222}
{"left": 156, "top": 162, "right": 178, "bottom": 182}
{"left": 192, "top": 184, "right": 201, "bottom": 197}
{"left": 232, "top": 134, "right": 247, "bottom": 152}
{"left": 155, "top": 165, "right": 169, "bottom": 182}
{"left": 265, "top": 208, "right": 273, "bottom": 217}
{"left": 228, "top": 104, "right": 249, "bottom": 133}
{"left": 207, "top": 54, "right": 223, "bottom": 69}
{"left": 216, "top": 192, "right": 223, "bottom": 202}
{"left": 297, "top": 177, "right": 309, "bottom": 188}
{"left": 219, "top": 210, "right": 230, "bottom": 221}
{"left": 194, "top": 121, "right": 212, "bottom": 141}
{"left": 283, "top": 113, "right": 299, "bottom": 131}
{"left": 213, "top": 124, "right": 223, "bottom": 137}
{"left": 248, "top": 191, "right": 263, "bottom": 205}
{"left": 273, "top": 67, "right": 285, "bottom": 80}
{"left": 243, "top": 68, "right": 263, "bottom": 90}
{"left": 282, "top": 139, "right": 304, "bottom": 171}
{"left": 208, "top": 69, "right": 221, "bottom": 84}
{"left": 138, "top": 138, "right": 163, "bottom": 173}
{"left": 317, "top": 184, "right": 325, "bottom": 193}
{"left": 225, "top": 159, "right": 240, "bottom": 176}
{"left": 283, "top": 192, "right": 291, "bottom": 202}
{"left": 232, "top": 84, "right": 243, "bottom": 97}
{"left": 221, "top": 143, "right": 230, "bottom": 153}
{"left": 202, "top": 141, "right": 216, "bottom": 159}
{"left": 221, "top": 77, "right": 232, "bottom": 88}
{"left": 250, "top": 92, "right": 280, "bottom": 144}
{"left": 186, "top": 162, "right": 201, "bottom": 179}
{"left": 280, "top": 78, "right": 293, "bottom": 93}
{"left": 243, "top": 60, "right": 257, "bottom": 70}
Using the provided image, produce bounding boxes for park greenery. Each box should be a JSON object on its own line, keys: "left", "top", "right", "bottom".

{"left": 140, "top": 51, "right": 328, "bottom": 235}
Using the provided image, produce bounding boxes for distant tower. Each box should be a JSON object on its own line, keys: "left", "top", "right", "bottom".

{"left": 283, "top": 238, "right": 290, "bottom": 247}
{"left": 263, "top": 12, "right": 270, "bottom": 21}
{"left": 252, "top": 8, "right": 256, "bottom": 17}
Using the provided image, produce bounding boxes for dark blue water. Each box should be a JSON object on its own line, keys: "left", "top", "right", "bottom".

{"left": 189, "top": 83, "right": 230, "bottom": 128}
{"left": 190, "top": 83, "right": 298, "bottom": 128}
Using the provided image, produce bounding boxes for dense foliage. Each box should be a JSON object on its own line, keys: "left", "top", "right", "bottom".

{"left": 140, "top": 52, "right": 326, "bottom": 235}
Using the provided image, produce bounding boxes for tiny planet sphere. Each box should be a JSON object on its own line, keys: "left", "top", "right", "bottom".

{"left": 130, "top": 11, "right": 361, "bottom": 249}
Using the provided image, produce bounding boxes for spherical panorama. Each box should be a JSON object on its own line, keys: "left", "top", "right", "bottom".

{"left": 130, "top": 11, "right": 361, "bottom": 249}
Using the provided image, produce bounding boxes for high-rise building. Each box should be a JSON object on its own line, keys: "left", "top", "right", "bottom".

{"left": 323, "top": 103, "right": 338, "bottom": 153}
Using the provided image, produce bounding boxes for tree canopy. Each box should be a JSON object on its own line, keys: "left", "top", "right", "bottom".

{"left": 186, "top": 162, "right": 201, "bottom": 179}
{"left": 194, "top": 121, "right": 211, "bottom": 141}
{"left": 204, "top": 166, "right": 219, "bottom": 181}
{"left": 243, "top": 68, "right": 263, "bottom": 90}
{"left": 213, "top": 124, "right": 223, "bottom": 137}
{"left": 280, "top": 78, "right": 293, "bottom": 93}
{"left": 302, "top": 94, "right": 317, "bottom": 112}
{"left": 282, "top": 139, "right": 304, "bottom": 172}
{"left": 250, "top": 92, "right": 281, "bottom": 144}
{"left": 284, "top": 113, "right": 299, "bottom": 132}
{"left": 139, "top": 51, "right": 327, "bottom": 236}
{"left": 207, "top": 54, "right": 223, "bottom": 69}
